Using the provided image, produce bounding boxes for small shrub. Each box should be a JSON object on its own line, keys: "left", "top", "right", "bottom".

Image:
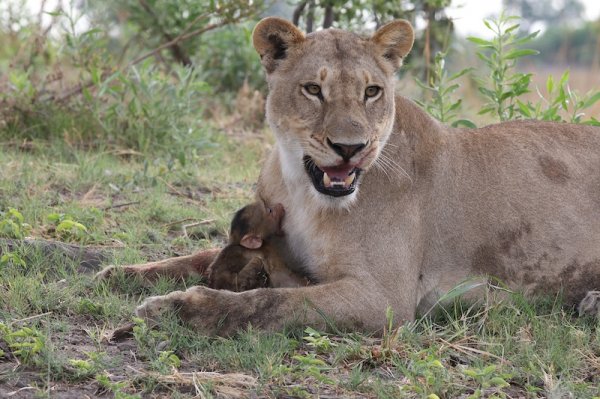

{"left": 0, "top": 208, "right": 31, "bottom": 239}
{"left": 468, "top": 12, "right": 540, "bottom": 122}
{"left": 416, "top": 52, "right": 476, "bottom": 128}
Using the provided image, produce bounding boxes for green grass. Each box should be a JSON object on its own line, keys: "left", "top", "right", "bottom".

{"left": 1, "top": 134, "right": 599, "bottom": 398}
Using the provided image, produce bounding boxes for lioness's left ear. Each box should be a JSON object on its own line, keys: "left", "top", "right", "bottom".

{"left": 371, "top": 20, "right": 414, "bottom": 70}
{"left": 252, "top": 17, "right": 305, "bottom": 73}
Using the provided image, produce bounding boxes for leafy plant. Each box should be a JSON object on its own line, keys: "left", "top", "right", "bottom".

{"left": 0, "top": 322, "right": 46, "bottom": 365}
{"left": 416, "top": 52, "right": 476, "bottom": 128}
{"left": 398, "top": 349, "right": 448, "bottom": 398}
{"left": 0, "top": 208, "right": 31, "bottom": 239}
{"left": 96, "top": 372, "right": 141, "bottom": 399}
{"left": 68, "top": 351, "right": 109, "bottom": 380}
{"left": 130, "top": 317, "right": 181, "bottom": 374}
{"left": 0, "top": 252, "right": 27, "bottom": 269}
{"left": 303, "top": 326, "right": 336, "bottom": 353}
{"left": 463, "top": 364, "right": 511, "bottom": 399}
{"left": 468, "top": 13, "right": 539, "bottom": 121}
{"left": 47, "top": 213, "right": 88, "bottom": 242}
{"left": 516, "top": 70, "right": 600, "bottom": 125}
{"left": 291, "top": 353, "right": 334, "bottom": 384}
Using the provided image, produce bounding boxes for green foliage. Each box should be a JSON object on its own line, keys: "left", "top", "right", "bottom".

{"left": 0, "top": 1, "right": 243, "bottom": 164}
{"left": 468, "top": 13, "right": 539, "bottom": 121}
{"left": 290, "top": 353, "right": 334, "bottom": 384}
{"left": 303, "top": 326, "right": 336, "bottom": 352}
{"left": 398, "top": 349, "right": 448, "bottom": 397}
{"left": 131, "top": 317, "right": 181, "bottom": 374}
{"left": 0, "top": 322, "right": 46, "bottom": 365}
{"left": 88, "top": 0, "right": 265, "bottom": 65}
{"left": 419, "top": 14, "right": 599, "bottom": 126}
{"left": 516, "top": 70, "right": 600, "bottom": 124}
{"left": 68, "top": 351, "right": 109, "bottom": 380}
{"left": 416, "top": 52, "right": 476, "bottom": 128}
{"left": 94, "top": 62, "right": 213, "bottom": 160}
{"left": 47, "top": 213, "right": 89, "bottom": 242}
{"left": 0, "top": 252, "right": 27, "bottom": 269}
{"left": 196, "top": 23, "right": 265, "bottom": 93}
{"left": 0, "top": 208, "right": 31, "bottom": 239}
{"left": 96, "top": 373, "right": 141, "bottom": 399}
{"left": 463, "top": 364, "right": 511, "bottom": 399}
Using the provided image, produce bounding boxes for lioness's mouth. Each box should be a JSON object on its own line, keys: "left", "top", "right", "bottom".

{"left": 303, "top": 156, "right": 362, "bottom": 197}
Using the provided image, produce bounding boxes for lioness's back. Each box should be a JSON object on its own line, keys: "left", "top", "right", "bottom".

{"left": 416, "top": 115, "right": 600, "bottom": 304}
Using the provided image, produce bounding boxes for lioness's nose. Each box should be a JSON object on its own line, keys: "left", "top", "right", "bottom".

{"left": 326, "top": 138, "right": 367, "bottom": 161}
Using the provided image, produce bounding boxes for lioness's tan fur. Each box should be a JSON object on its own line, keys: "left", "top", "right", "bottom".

{"left": 100, "top": 18, "right": 600, "bottom": 335}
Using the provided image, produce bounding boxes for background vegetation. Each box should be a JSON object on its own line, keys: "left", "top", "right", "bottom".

{"left": 0, "top": 0, "right": 599, "bottom": 397}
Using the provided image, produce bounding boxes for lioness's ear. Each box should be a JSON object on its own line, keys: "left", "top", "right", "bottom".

{"left": 240, "top": 234, "right": 263, "bottom": 249}
{"left": 371, "top": 20, "right": 414, "bottom": 70}
{"left": 252, "top": 17, "right": 305, "bottom": 73}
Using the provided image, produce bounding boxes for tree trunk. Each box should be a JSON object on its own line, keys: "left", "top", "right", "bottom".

{"left": 323, "top": 4, "right": 334, "bottom": 29}
{"left": 306, "top": 0, "right": 315, "bottom": 33}
{"left": 292, "top": 0, "right": 308, "bottom": 27}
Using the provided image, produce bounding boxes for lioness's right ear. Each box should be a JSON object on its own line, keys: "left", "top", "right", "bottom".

{"left": 252, "top": 17, "right": 305, "bottom": 73}
{"left": 371, "top": 20, "right": 414, "bottom": 71}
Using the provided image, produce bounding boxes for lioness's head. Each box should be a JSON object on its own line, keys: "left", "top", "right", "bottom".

{"left": 253, "top": 18, "right": 414, "bottom": 208}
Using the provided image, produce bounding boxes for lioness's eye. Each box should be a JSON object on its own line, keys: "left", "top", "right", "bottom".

{"left": 304, "top": 84, "right": 322, "bottom": 96}
{"left": 365, "top": 86, "right": 381, "bottom": 98}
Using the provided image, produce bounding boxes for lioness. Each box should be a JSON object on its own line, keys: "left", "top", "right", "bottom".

{"left": 99, "top": 18, "right": 600, "bottom": 335}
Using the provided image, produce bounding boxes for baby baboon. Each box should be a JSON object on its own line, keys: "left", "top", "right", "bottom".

{"left": 207, "top": 200, "right": 309, "bottom": 291}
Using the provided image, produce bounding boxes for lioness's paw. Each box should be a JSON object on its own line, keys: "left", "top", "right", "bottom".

{"left": 578, "top": 291, "right": 600, "bottom": 317}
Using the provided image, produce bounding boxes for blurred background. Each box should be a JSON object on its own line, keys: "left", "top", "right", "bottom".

{"left": 1, "top": 0, "right": 599, "bottom": 161}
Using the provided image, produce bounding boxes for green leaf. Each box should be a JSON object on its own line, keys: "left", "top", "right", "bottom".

{"left": 504, "top": 49, "right": 539, "bottom": 60}
{"left": 583, "top": 118, "right": 600, "bottom": 126}
{"left": 559, "top": 70, "right": 570, "bottom": 87}
{"left": 513, "top": 30, "right": 539, "bottom": 45}
{"left": 478, "top": 106, "right": 496, "bottom": 115}
{"left": 546, "top": 75, "right": 554, "bottom": 94}
{"left": 516, "top": 100, "right": 532, "bottom": 118}
{"left": 467, "top": 37, "right": 494, "bottom": 47}
{"left": 582, "top": 92, "right": 600, "bottom": 109}
{"left": 452, "top": 119, "right": 477, "bottom": 129}
{"left": 505, "top": 23, "right": 520, "bottom": 34}
{"left": 448, "top": 68, "right": 474, "bottom": 81}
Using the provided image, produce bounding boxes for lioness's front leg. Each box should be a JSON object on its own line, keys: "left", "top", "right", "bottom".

{"left": 95, "top": 249, "right": 220, "bottom": 282}
{"left": 135, "top": 278, "right": 413, "bottom": 336}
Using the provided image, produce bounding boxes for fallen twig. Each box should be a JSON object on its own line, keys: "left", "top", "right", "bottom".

{"left": 183, "top": 220, "right": 215, "bottom": 238}
{"left": 103, "top": 201, "right": 141, "bottom": 211}
{"left": 9, "top": 312, "right": 53, "bottom": 327}
{"left": 439, "top": 338, "right": 511, "bottom": 365}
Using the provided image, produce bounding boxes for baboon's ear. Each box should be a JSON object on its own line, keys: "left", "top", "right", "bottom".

{"left": 371, "top": 20, "right": 414, "bottom": 71}
{"left": 252, "top": 17, "right": 305, "bottom": 73}
{"left": 240, "top": 234, "right": 263, "bottom": 249}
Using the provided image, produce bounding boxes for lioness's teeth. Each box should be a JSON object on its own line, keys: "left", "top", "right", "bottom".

{"left": 323, "top": 172, "right": 331, "bottom": 187}
{"left": 344, "top": 172, "right": 356, "bottom": 186}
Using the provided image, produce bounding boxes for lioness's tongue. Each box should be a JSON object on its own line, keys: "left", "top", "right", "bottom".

{"left": 321, "top": 165, "right": 356, "bottom": 189}
{"left": 321, "top": 165, "right": 354, "bottom": 180}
